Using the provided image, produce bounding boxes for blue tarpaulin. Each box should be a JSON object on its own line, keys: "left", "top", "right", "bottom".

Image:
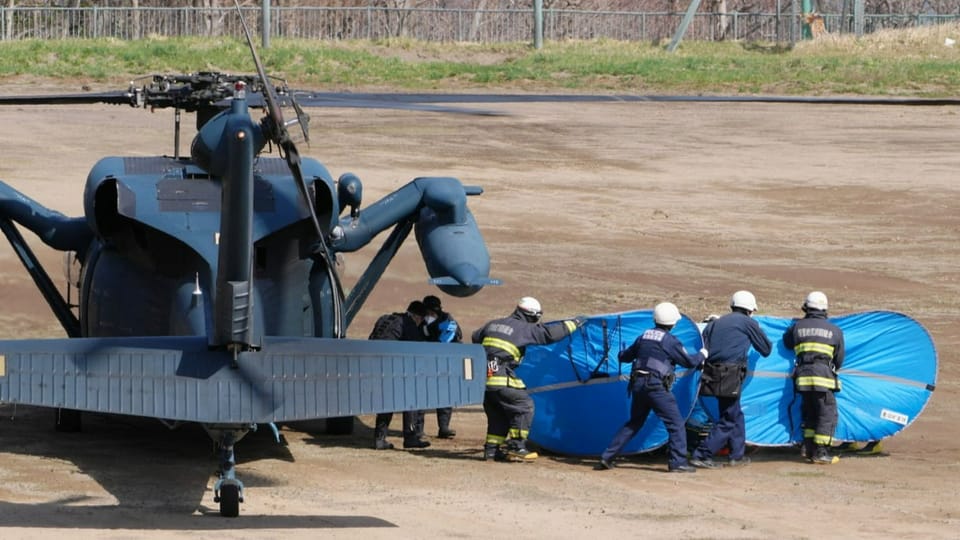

{"left": 723, "top": 311, "right": 937, "bottom": 445}
{"left": 522, "top": 310, "right": 936, "bottom": 456}
{"left": 520, "top": 310, "right": 703, "bottom": 457}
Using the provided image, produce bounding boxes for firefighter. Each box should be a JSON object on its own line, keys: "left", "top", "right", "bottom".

{"left": 596, "top": 302, "right": 707, "bottom": 473}
{"left": 690, "top": 290, "right": 772, "bottom": 468}
{"left": 421, "top": 294, "right": 461, "bottom": 438}
{"left": 783, "top": 291, "right": 845, "bottom": 465}
{"left": 473, "top": 296, "right": 582, "bottom": 462}
{"left": 369, "top": 300, "right": 432, "bottom": 450}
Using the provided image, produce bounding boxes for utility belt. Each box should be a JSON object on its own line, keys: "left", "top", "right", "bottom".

{"left": 633, "top": 357, "right": 672, "bottom": 378}
{"left": 700, "top": 361, "right": 747, "bottom": 398}
{"left": 630, "top": 367, "right": 676, "bottom": 392}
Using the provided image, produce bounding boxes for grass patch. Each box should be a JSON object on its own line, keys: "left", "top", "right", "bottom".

{"left": 1, "top": 26, "right": 960, "bottom": 95}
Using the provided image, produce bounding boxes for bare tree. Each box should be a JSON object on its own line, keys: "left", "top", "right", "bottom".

{"left": 4, "top": 0, "right": 13, "bottom": 41}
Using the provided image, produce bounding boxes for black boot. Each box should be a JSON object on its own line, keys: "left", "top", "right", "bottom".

{"left": 801, "top": 438, "right": 816, "bottom": 461}
{"left": 437, "top": 408, "right": 456, "bottom": 438}
{"left": 504, "top": 439, "right": 538, "bottom": 462}
{"left": 812, "top": 445, "right": 839, "bottom": 465}
{"left": 484, "top": 443, "right": 507, "bottom": 462}
{"left": 374, "top": 412, "right": 393, "bottom": 450}
{"left": 403, "top": 437, "right": 431, "bottom": 449}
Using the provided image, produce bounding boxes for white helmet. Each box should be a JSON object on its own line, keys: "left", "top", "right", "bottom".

{"left": 517, "top": 296, "right": 543, "bottom": 322}
{"left": 653, "top": 302, "right": 681, "bottom": 326}
{"left": 730, "top": 290, "right": 758, "bottom": 312}
{"left": 804, "top": 291, "right": 829, "bottom": 311}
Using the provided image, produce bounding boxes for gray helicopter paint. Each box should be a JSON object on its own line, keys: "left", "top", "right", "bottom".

{"left": 0, "top": 336, "right": 485, "bottom": 423}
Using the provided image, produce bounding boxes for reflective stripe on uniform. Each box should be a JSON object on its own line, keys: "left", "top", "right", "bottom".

{"left": 564, "top": 320, "right": 577, "bottom": 333}
{"left": 813, "top": 433, "right": 833, "bottom": 445}
{"left": 796, "top": 375, "right": 841, "bottom": 390}
{"left": 794, "top": 342, "right": 835, "bottom": 356}
{"left": 486, "top": 375, "right": 527, "bottom": 389}
{"left": 482, "top": 337, "right": 521, "bottom": 360}
{"left": 507, "top": 428, "right": 531, "bottom": 440}
{"left": 486, "top": 434, "right": 507, "bottom": 444}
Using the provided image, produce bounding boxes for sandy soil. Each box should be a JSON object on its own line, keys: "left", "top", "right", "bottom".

{"left": 0, "top": 92, "right": 957, "bottom": 539}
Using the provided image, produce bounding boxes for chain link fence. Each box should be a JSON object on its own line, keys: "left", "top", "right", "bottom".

{"left": 1, "top": 6, "right": 958, "bottom": 43}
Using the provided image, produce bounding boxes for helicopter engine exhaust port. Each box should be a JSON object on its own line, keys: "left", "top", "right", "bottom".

{"left": 415, "top": 205, "right": 498, "bottom": 297}
{"left": 331, "top": 176, "right": 498, "bottom": 297}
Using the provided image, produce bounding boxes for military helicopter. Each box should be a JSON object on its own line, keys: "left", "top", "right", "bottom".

{"left": 0, "top": 8, "right": 501, "bottom": 518}
{"left": 5, "top": 2, "right": 960, "bottom": 517}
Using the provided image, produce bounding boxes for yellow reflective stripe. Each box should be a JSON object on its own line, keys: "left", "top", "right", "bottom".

{"left": 564, "top": 320, "right": 576, "bottom": 333}
{"left": 795, "top": 342, "right": 835, "bottom": 356}
{"left": 486, "top": 434, "right": 507, "bottom": 444}
{"left": 485, "top": 376, "right": 526, "bottom": 389}
{"left": 508, "top": 428, "right": 522, "bottom": 439}
{"left": 803, "top": 429, "right": 815, "bottom": 438}
{"left": 813, "top": 434, "right": 833, "bottom": 445}
{"left": 796, "top": 376, "right": 841, "bottom": 390}
{"left": 482, "top": 337, "right": 520, "bottom": 360}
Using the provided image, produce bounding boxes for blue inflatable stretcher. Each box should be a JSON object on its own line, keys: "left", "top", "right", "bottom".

{"left": 698, "top": 311, "right": 938, "bottom": 446}
{"left": 519, "top": 310, "right": 704, "bottom": 457}
{"left": 523, "top": 310, "right": 936, "bottom": 457}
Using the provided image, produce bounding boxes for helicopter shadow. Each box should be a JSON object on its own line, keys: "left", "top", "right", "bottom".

{"left": 0, "top": 405, "right": 395, "bottom": 530}
{"left": 295, "top": 407, "right": 488, "bottom": 463}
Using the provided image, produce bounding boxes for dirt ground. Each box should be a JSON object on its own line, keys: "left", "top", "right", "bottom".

{"left": 0, "top": 91, "right": 957, "bottom": 539}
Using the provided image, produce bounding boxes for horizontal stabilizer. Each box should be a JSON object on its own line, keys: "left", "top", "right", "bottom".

{"left": 0, "top": 336, "right": 486, "bottom": 424}
{"left": 429, "top": 276, "right": 502, "bottom": 286}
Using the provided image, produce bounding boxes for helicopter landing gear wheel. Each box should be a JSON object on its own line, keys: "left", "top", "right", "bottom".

{"left": 216, "top": 480, "right": 242, "bottom": 518}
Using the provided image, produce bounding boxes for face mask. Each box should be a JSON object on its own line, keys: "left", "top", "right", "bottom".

{"left": 424, "top": 316, "right": 437, "bottom": 325}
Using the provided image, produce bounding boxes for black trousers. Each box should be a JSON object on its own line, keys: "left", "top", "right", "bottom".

{"left": 483, "top": 386, "right": 534, "bottom": 445}
{"left": 375, "top": 410, "right": 425, "bottom": 442}
{"left": 436, "top": 407, "right": 453, "bottom": 431}
{"left": 801, "top": 390, "right": 838, "bottom": 445}
{"left": 601, "top": 375, "right": 690, "bottom": 468}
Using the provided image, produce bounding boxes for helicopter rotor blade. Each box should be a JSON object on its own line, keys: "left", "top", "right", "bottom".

{"left": 289, "top": 93, "right": 311, "bottom": 144}
{"left": 234, "top": 0, "right": 344, "bottom": 336}
{"left": 288, "top": 93, "right": 505, "bottom": 116}
{"left": 290, "top": 91, "right": 960, "bottom": 107}
{"left": 0, "top": 90, "right": 141, "bottom": 107}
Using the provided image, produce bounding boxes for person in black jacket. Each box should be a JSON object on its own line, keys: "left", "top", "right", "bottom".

{"left": 422, "top": 295, "right": 462, "bottom": 438}
{"left": 783, "top": 291, "right": 845, "bottom": 465}
{"left": 369, "top": 300, "right": 432, "bottom": 450}
{"left": 596, "top": 302, "right": 707, "bottom": 473}
{"left": 473, "top": 296, "right": 582, "bottom": 462}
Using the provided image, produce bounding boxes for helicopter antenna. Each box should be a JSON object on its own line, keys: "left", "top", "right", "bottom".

{"left": 174, "top": 107, "right": 182, "bottom": 159}
{"left": 233, "top": 0, "right": 344, "bottom": 336}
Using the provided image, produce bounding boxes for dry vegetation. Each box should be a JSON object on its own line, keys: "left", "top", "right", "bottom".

{"left": 796, "top": 21, "right": 960, "bottom": 56}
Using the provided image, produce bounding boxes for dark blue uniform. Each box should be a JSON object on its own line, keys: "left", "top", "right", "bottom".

{"left": 692, "top": 311, "right": 772, "bottom": 463}
{"left": 600, "top": 327, "right": 705, "bottom": 470}
{"left": 783, "top": 311, "right": 844, "bottom": 454}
